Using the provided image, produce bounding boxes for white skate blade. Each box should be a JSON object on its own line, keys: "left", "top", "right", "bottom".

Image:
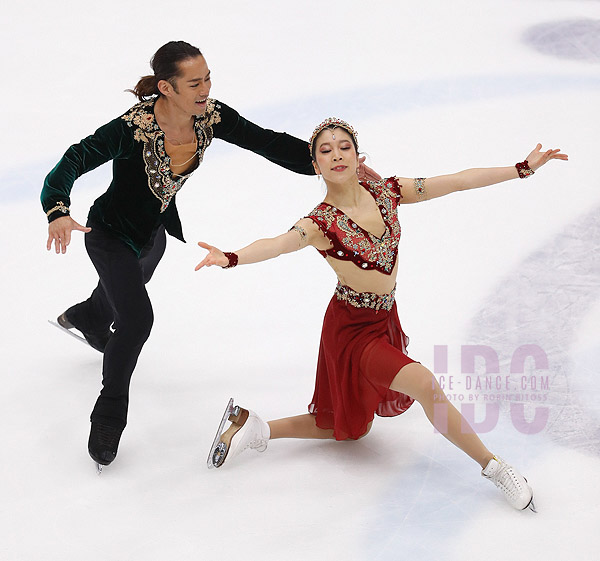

{"left": 48, "top": 319, "right": 90, "bottom": 347}
{"left": 95, "top": 462, "right": 103, "bottom": 475}
{"left": 207, "top": 398, "right": 236, "bottom": 469}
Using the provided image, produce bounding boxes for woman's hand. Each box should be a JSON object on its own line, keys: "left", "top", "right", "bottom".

{"left": 46, "top": 216, "right": 91, "bottom": 254}
{"left": 195, "top": 241, "right": 228, "bottom": 270}
{"left": 524, "top": 144, "right": 568, "bottom": 171}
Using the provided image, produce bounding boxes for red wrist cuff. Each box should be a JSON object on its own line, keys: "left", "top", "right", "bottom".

{"left": 516, "top": 160, "right": 534, "bottom": 179}
{"left": 223, "top": 252, "right": 238, "bottom": 269}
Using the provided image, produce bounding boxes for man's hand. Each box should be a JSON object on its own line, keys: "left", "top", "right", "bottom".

{"left": 357, "top": 156, "right": 382, "bottom": 181}
{"left": 46, "top": 216, "right": 91, "bottom": 254}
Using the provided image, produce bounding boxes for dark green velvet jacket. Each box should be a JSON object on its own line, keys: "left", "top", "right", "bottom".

{"left": 41, "top": 98, "right": 314, "bottom": 256}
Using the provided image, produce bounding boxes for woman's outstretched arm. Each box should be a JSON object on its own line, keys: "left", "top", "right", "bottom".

{"left": 399, "top": 144, "right": 568, "bottom": 204}
{"left": 195, "top": 218, "right": 319, "bottom": 271}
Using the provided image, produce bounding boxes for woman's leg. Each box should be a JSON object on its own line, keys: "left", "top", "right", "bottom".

{"left": 268, "top": 366, "right": 491, "bottom": 461}
{"left": 268, "top": 414, "right": 334, "bottom": 440}
{"left": 389, "top": 363, "right": 493, "bottom": 468}
{"left": 268, "top": 414, "right": 372, "bottom": 440}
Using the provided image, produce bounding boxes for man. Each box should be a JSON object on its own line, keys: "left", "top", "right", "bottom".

{"left": 42, "top": 40, "right": 377, "bottom": 470}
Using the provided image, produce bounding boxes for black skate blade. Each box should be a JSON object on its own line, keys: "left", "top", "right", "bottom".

{"left": 48, "top": 320, "right": 90, "bottom": 348}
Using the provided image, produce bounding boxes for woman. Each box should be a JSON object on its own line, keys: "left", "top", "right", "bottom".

{"left": 196, "top": 117, "right": 567, "bottom": 511}
{"left": 42, "top": 41, "right": 378, "bottom": 471}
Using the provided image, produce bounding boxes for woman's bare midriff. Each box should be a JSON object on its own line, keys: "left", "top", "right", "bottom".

{"left": 325, "top": 257, "right": 399, "bottom": 295}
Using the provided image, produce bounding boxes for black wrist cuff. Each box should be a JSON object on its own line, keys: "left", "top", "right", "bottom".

{"left": 48, "top": 210, "right": 71, "bottom": 223}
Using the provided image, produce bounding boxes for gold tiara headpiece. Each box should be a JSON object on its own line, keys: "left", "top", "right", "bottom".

{"left": 308, "top": 117, "right": 358, "bottom": 154}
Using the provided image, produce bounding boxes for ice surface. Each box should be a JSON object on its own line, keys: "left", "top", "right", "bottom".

{"left": 1, "top": 1, "right": 599, "bottom": 560}
{"left": 523, "top": 18, "right": 600, "bottom": 62}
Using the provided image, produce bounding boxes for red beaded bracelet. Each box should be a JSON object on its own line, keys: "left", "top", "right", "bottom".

{"left": 223, "top": 252, "right": 238, "bottom": 269}
{"left": 516, "top": 160, "right": 534, "bottom": 179}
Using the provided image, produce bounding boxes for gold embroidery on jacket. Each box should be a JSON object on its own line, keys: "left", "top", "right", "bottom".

{"left": 121, "top": 98, "right": 222, "bottom": 212}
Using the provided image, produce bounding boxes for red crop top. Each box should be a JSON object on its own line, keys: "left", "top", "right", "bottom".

{"left": 306, "top": 177, "right": 403, "bottom": 275}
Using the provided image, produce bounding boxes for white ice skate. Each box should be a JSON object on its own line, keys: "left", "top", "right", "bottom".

{"left": 207, "top": 398, "right": 270, "bottom": 469}
{"left": 482, "top": 456, "right": 537, "bottom": 512}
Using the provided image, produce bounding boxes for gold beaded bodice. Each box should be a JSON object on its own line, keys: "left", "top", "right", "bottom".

{"left": 306, "top": 177, "right": 403, "bottom": 275}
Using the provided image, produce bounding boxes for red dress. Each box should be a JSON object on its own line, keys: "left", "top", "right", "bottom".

{"left": 305, "top": 177, "right": 416, "bottom": 440}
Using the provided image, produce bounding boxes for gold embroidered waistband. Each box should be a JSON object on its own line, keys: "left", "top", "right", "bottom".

{"left": 334, "top": 282, "right": 396, "bottom": 312}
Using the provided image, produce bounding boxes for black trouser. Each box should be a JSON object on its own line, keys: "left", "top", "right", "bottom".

{"left": 66, "top": 222, "right": 167, "bottom": 429}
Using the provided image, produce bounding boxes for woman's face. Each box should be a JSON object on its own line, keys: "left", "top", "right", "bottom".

{"left": 161, "top": 55, "right": 212, "bottom": 116}
{"left": 312, "top": 127, "right": 358, "bottom": 182}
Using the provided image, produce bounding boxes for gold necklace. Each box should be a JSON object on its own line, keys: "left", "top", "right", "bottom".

{"left": 168, "top": 137, "right": 198, "bottom": 168}
{"left": 170, "top": 152, "right": 198, "bottom": 168}
{"left": 165, "top": 134, "right": 196, "bottom": 146}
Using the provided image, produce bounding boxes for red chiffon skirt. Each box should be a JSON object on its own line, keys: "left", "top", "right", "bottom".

{"left": 308, "top": 288, "right": 416, "bottom": 440}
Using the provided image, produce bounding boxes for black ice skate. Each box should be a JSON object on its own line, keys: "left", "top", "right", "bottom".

{"left": 48, "top": 311, "right": 112, "bottom": 353}
{"left": 88, "top": 423, "right": 123, "bottom": 474}
{"left": 207, "top": 398, "right": 270, "bottom": 469}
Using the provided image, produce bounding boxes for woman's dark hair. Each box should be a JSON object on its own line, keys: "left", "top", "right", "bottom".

{"left": 128, "top": 41, "right": 202, "bottom": 101}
